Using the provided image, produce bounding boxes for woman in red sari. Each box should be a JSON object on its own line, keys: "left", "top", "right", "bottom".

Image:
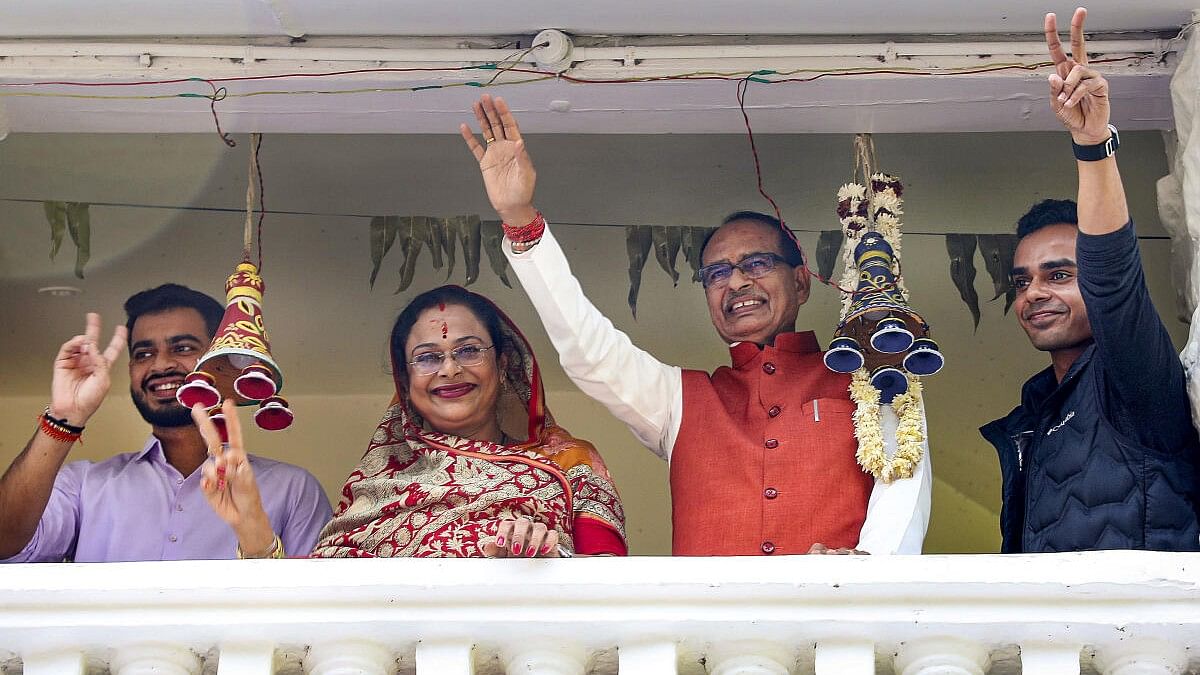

{"left": 196, "top": 285, "right": 626, "bottom": 558}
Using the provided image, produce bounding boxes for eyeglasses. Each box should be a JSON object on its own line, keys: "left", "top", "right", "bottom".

{"left": 698, "top": 252, "right": 792, "bottom": 289}
{"left": 407, "top": 344, "right": 495, "bottom": 376}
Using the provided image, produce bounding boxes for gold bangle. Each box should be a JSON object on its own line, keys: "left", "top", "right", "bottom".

{"left": 237, "top": 533, "right": 284, "bottom": 559}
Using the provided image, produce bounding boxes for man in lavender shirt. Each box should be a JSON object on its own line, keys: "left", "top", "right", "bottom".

{"left": 0, "top": 284, "right": 331, "bottom": 563}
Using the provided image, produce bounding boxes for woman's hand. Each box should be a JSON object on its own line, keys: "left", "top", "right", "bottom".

{"left": 460, "top": 94, "right": 539, "bottom": 228}
{"left": 483, "top": 516, "right": 561, "bottom": 558}
{"left": 192, "top": 399, "right": 276, "bottom": 557}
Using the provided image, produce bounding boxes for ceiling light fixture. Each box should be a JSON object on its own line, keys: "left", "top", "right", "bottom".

{"left": 37, "top": 286, "right": 83, "bottom": 297}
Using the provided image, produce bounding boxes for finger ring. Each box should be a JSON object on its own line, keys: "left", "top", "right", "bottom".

{"left": 516, "top": 514, "right": 535, "bottom": 523}
{"left": 485, "top": 137, "right": 496, "bottom": 144}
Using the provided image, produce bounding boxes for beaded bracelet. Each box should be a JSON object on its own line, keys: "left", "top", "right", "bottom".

{"left": 237, "top": 533, "right": 285, "bottom": 560}
{"left": 39, "top": 407, "right": 83, "bottom": 444}
{"left": 502, "top": 211, "right": 546, "bottom": 244}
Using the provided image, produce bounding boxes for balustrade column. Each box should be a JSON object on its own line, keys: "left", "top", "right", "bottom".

{"left": 415, "top": 641, "right": 474, "bottom": 675}
{"left": 815, "top": 639, "right": 874, "bottom": 675}
{"left": 1094, "top": 639, "right": 1187, "bottom": 675}
{"left": 306, "top": 641, "right": 394, "bottom": 675}
{"left": 217, "top": 643, "right": 277, "bottom": 675}
{"left": 21, "top": 650, "right": 86, "bottom": 675}
{"left": 1020, "top": 642, "right": 1081, "bottom": 675}
{"left": 502, "top": 645, "right": 585, "bottom": 675}
{"left": 618, "top": 640, "right": 678, "bottom": 674}
{"left": 706, "top": 641, "right": 793, "bottom": 675}
{"left": 894, "top": 637, "right": 989, "bottom": 675}
{"left": 111, "top": 645, "right": 201, "bottom": 675}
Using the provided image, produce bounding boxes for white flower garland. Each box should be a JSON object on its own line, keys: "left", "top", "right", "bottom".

{"left": 850, "top": 368, "right": 925, "bottom": 482}
{"left": 837, "top": 159, "right": 926, "bottom": 483}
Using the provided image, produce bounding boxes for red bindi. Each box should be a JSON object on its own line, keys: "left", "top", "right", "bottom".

{"left": 438, "top": 302, "right": 446, "bottom": 311}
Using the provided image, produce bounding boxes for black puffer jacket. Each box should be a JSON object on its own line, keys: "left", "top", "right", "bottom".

{"left": 980, "top": 223, "right": 1200, "bottom": 552}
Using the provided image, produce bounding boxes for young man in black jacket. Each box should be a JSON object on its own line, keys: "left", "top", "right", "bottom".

{"left": 980, "top": 8, "right": 1200, "bottom": 552}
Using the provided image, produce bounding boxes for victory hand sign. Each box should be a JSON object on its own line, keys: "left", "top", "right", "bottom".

{"left": 1045, "top": 8, "right": 1112, "bottom": 145}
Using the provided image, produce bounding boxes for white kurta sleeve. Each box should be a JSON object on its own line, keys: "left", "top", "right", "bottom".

{"left": 505, "top": 225, "right": 685, "bottom": 460}
{"left": 854, "top": 404, "right": 932, "bottom": 554}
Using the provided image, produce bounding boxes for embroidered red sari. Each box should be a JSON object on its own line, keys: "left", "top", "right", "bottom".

{"left": 310, "top": 293, "right": 626, "bottom": 558}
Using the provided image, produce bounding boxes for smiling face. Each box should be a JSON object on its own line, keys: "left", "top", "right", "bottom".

{"left": 403, "top": 303, "right": 504, "bottom": 442}
{"left": 1012, "top": 222, "right": 1093, "bottom": 355}
{"left": 701, "top": 219, "right": 810, "bottom": 345}
{"left": 128, "top": 307, "right": 210, "bottom": 428}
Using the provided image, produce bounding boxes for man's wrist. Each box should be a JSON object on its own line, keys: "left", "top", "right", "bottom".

{"left": 498, "top": 206, "right": 538, "bottom": 229}
{"left": 47, "top": 404, "right": 91, "bottom": 428}
{"left": 1071, "top": 124, "right": 1119, "bottom": 160}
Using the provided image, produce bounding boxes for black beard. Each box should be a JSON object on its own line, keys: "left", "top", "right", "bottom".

{"left": 131, "top": 390, "right": 193, "bottom": 428}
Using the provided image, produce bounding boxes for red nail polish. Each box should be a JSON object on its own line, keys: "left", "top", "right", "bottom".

{"left": 497, "top": 536, "right": 506, "bottom": 546}
{"left": 542, "top": 544, "right": 553, "bottom": 555}
{"left": 513, "top": 543, "right": 522, "bottom": 555}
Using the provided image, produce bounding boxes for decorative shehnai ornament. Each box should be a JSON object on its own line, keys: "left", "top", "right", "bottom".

{"left": 825, "top": 136, "right": 944, "bottom": 401}
{"left": 826, "top": 134, "right": 939, "bottom": 482}
{"left": 176, "top": 134, "right": 294, "bottom": 433}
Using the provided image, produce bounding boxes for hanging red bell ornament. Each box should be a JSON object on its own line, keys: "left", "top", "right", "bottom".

{"left": 175, "top": 134, "right": 294, "bottom": 431}
{"left": 176, "top": 262, "right": 294, "bottom": 430}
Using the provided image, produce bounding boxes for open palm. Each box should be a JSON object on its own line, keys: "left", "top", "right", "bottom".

{"left": 460, "top": 95, "right": 537, "bottom": 220}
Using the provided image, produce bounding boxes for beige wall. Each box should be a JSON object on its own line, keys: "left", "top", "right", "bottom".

{"left": 0, "top": 130, "right": 1183, "bottom": 555}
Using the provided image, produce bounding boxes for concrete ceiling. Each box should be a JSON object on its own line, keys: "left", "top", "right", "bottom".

{"left": 0, "top": 2, "right": 1188, "bottom": 134}
{"left": 0, "top": 0, "right": 1193, "bottom": 37}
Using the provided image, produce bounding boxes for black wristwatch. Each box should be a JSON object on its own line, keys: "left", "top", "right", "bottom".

{"left": 1072, "top": 124, "right": 1119, "bottom": 161}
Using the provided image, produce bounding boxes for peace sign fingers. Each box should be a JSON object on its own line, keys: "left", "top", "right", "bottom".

{"left": 1068, "top": 7, "right": 1089, "bottom": 67}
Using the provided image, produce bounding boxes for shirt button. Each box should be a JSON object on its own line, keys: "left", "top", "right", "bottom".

{"left": 764, "top": 438, "right": 779, "bottom": 449}
{"left": 176, "top": 479, "right": 184, "bottom": 486}
{"left": 768, "top": 405, "right": 782, "bottom": 418}
{"left": 169, "top": 535, "right": 178, "bottom": 543}
{"left": 762, "top": 362, "right": 777, "bottom": 375}
{"left": 764, "top": 487, "right": 778, "bottom": 499}
{"left": 761, "top": 541, "right": 776, "bottom": 554}
{"left": 176, "top": 504, "right": 184, "bottom": 512}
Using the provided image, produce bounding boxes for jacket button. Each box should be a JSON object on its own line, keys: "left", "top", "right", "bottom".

{"left": 762, "top": 362, "right": 777, "bottom": 375}
{"left": 764, "top": 487, "right": 778, "bottom": 499}
{"left": 768, "top": 405, "right": 781, "bottom": 417}
{"left": 761, "top": 541, "right": 776, "bottom": 554}
{"left": 764, "top": 438, "right": 779, "bottom": 449}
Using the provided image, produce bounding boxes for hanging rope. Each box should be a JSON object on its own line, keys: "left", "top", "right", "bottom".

{"left": 243, "top": 132, "right": 261, "bottom": 266}
{"left": 853, "top": 133, "right": 878, "bottom": 232}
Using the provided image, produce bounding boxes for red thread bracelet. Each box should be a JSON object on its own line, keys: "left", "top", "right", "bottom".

{"left": 38, "top": 411, "right": 82, "bottom": 444}
{"left": 502, "top": 211, "right": 546, "bottom": 244}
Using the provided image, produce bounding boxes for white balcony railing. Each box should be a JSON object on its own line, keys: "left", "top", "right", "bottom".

{"left": 1, "top": 552, "right": 1197, "bottom": 675}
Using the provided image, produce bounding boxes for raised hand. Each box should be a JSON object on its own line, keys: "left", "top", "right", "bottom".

{"left": 49, "top": 313, "right": 127, "bottom": 427}
{"left": 193, "top": 399, "right": 276, "bottom": 556}
{"left": 460, "top": 94, "right": 539, "bottom": 227}
{"left": 1045, "top": 7, "right": 1111, "bottom": 145}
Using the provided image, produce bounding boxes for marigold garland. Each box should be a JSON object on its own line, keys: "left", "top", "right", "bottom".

{"left": 850, "top": 368, "right": 925, "bottom": 482}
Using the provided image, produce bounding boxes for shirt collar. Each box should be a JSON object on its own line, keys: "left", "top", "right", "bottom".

{"left": 1019, "top": 343, "right": 1096, "bottom": 411}
{"left": 730, "top": 330, "right": 821, "bottom": 368}
{"left": 134, "top": 436, "right": 166, "bottom": 463}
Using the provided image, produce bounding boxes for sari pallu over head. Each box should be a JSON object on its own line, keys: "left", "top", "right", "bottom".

{"left": 311, "top": 287, "right": 626, "bottom": 558}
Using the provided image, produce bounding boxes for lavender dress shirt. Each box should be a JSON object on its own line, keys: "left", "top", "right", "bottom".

{"left": 3, "top": 437, "right": 332, "bottom": 563}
